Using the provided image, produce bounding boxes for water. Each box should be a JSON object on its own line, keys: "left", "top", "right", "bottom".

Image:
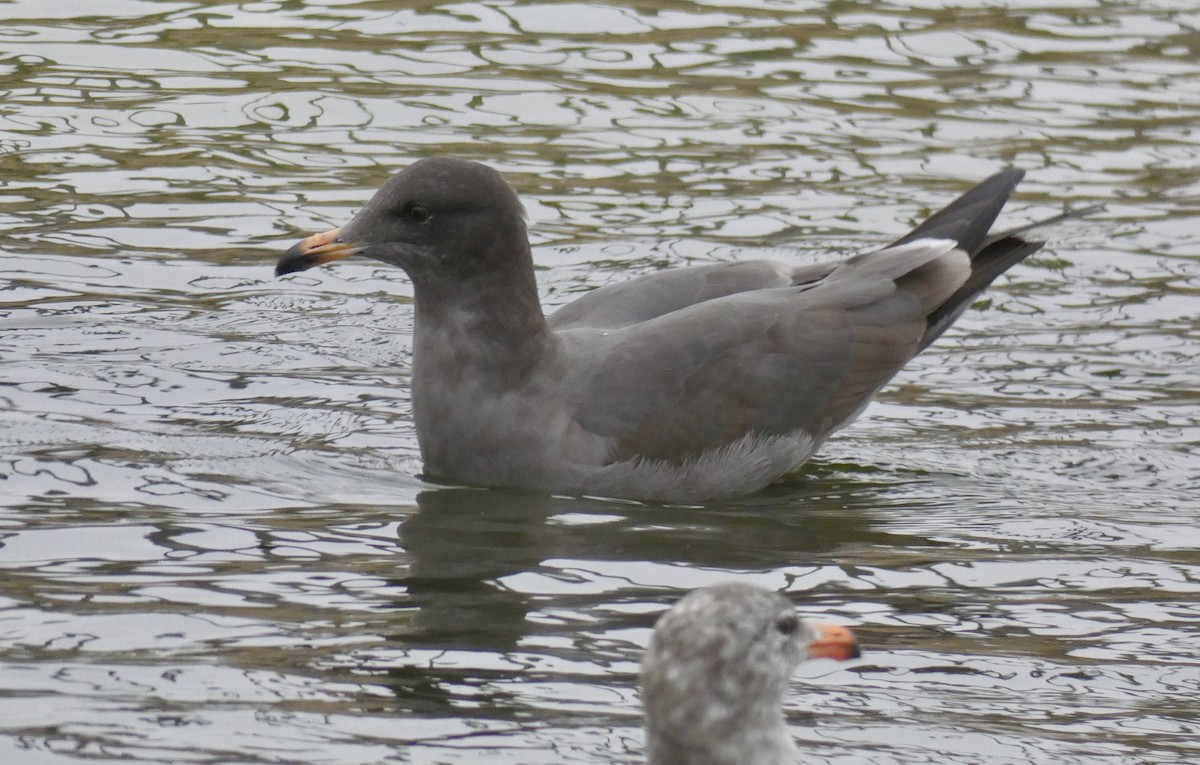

{"left": 1, "top": 1, "right": 1197, "bottom": 763}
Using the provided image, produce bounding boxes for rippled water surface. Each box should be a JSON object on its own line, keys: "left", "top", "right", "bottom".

{"left": 2, "top": 1, "right": 1198, "bottom": 763}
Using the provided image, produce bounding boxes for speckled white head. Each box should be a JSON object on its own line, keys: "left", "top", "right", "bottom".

{"left": 641, "top": 583, "right": 859, "bottom": 765}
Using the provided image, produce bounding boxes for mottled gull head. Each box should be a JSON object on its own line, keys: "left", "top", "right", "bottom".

{"left": 641, "top": 582, "right": 859, "bottom": 765}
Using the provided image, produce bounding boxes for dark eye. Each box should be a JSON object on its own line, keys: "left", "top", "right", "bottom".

{"left": 407, "top": 204, "right": 431, "bottom": 224}
{"left": 775, "top": 615, "right": 798, "bottom": 636}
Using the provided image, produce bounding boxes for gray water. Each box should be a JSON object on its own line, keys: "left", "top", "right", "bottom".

{"left": 1, "top": 1, "right": 1197, "bottom": 763}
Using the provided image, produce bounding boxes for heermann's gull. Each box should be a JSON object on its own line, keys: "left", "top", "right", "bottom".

{"left": 277, "top": 157, "right": 1092, "bottom": 502}
{"left": 641, "top": 583, "right": 859, "bottom": 765}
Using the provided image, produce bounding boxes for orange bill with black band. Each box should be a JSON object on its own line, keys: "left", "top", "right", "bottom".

{"left": 276, "top": 227, "right": 361, "bottom": 276}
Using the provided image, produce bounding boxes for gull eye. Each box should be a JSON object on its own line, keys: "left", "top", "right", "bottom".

{"left": 407, "top": 204, "right": 431, "bottom": 224}
{"left": 775, "top": 615, "right": 798, "bottom": 636}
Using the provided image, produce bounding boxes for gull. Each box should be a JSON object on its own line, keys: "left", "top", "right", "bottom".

{"left": 642, "top": 583, "right": 859, "bottom": 765}
{"left": 277, "top": 158, "right": 1092, "bottom": 502}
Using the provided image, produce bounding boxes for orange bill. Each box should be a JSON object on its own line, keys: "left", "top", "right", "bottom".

{"left": 808, "top": 622, "right": 861, "bottom": 661}
{"left": 276, "top": 227, "right": 361, "bottom": 276}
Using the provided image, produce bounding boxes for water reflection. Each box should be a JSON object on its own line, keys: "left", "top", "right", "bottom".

{"left": 393, "top": 484, "right": 897, "bottom": 648}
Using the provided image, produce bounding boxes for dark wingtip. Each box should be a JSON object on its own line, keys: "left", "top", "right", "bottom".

{"left": 984, "top": 203, "right": 1106, "bottom": 247}
{"left": 888, "top": 168, "right": 1028, "bottom": 253}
